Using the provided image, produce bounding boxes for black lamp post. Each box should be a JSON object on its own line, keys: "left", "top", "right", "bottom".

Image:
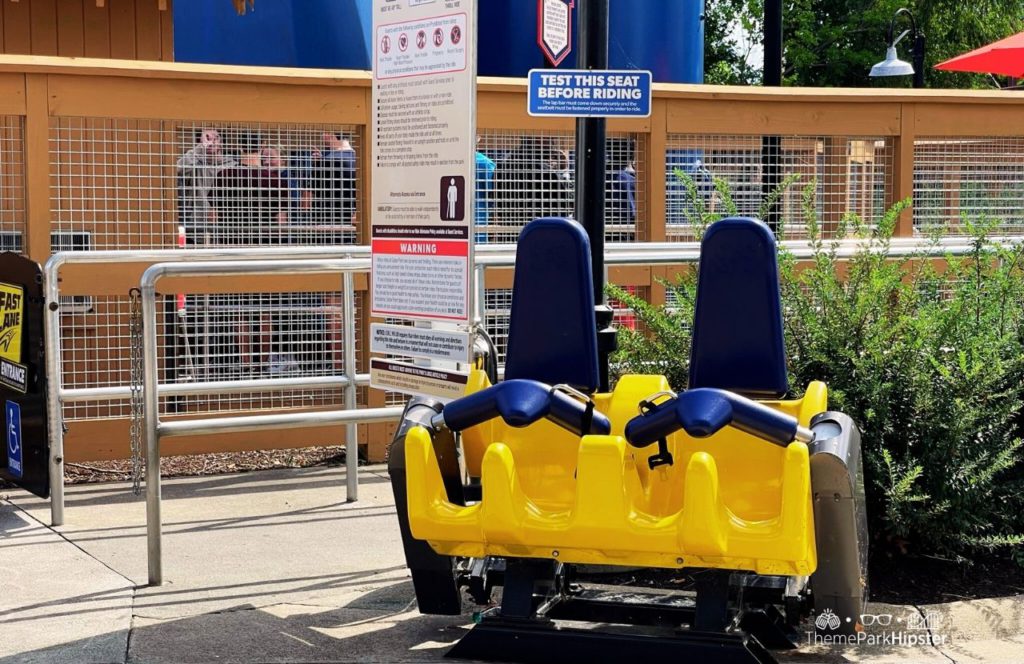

{"left": 870, "top": 7, "right": 926, "bottom": 88}
{"left": 575, "top": 0, "right": 616, "bottom": 392}
{"left": 761, "top": 0, "right": 783, "bottom": 234}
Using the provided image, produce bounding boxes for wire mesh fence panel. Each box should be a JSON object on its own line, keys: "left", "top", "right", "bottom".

{"left": 163, "top": 289, "right": 362, "bottom": 416}
{"left": 481, "top": 287, "right": 514, "bottom": 364}
{"left": 0, "top": 116, "right": 26, "bottom": 251}
{"left": 476, "top": 129, "right": 646, "bottom": 244}
{"left": 50, "top": 118, "right": 368, "bottom": 421}
{"left": 50, "top": 118, "right": 365, "bottom": 249}
{"left": 914, "top": 137, "right": 1024, "bottom": 235}
{"left": 59, "top": 288, "right": 363, "bottom": 421}
{"left": 480, "top": 285, "right": 644, "bottom": 367}
{"left": 665, "top": 135, "right": 892, "bottom": 240}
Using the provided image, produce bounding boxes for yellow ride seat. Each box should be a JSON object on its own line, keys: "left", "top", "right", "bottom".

{"left": 405, "top": 370, "right": 827, "bottom": 575}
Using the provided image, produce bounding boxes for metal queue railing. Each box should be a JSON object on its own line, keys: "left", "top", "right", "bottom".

{"left": 40, "top": 235, "right": 1023, "bottom": 585}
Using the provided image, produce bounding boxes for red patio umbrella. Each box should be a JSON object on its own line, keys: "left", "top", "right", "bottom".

{"left": 935, "top": 31, "right": 1024, "bottom": 77}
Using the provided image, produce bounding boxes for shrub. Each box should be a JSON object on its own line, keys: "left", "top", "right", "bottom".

{"left": 610, "top": 175, "right": 1024, "bottom": 563}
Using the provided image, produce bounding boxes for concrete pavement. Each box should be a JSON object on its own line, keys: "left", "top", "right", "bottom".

{"left": 1, "top": 465, "right": 1022, "bottom": 663}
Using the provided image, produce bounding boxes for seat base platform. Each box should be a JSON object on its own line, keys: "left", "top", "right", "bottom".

{"left": 446, "top": 617, "right": 776, "bottom": 664}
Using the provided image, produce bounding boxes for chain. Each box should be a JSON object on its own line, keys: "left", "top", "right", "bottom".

{"left": 128, "top": 288, "right": 144, "bottom": 496}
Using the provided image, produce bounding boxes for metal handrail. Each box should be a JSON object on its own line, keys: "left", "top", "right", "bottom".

{"left": 43, "top": 247, "right": 375, "bottom": 527}
{"left": 139, "top": 258, "right": 376, "bottom": 585}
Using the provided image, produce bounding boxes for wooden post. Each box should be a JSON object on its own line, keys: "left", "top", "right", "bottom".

{"left": 821, "top": 137, "right": 848, "bottom": 238}
{"left": 24, "top": 74, "right": 51, "bottom": 262}
{"left": 646, "top": 98, "right": 667, "bottom": 244}
{"left": 892, "top": 103, "right": 916, "bottom": 238}
{"left": 646, "top": 97, "right": 668, "bottom": 312}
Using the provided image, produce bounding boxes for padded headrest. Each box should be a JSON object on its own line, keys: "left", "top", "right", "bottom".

{"left": 504, "top": 218, "right": 600, "bottom": 393}
{"left": 688, "top": 217, "right": 789, "bottom": 399}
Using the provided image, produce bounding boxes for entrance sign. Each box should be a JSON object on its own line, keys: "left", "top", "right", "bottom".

{"left": 0, "top": 282, "right": 27, "bottom": 393}
{"left": 371, "top": 0, "right": 476, "bottom": 324}
{"left": 371, "top": 0, "right": 477, "bottom": 400}
{"left": 538, "top": 0, "right": 573, "bottom": 67}
{"left": 371, "top": 323, "right": 471, "bottom": 364}
{"left": 528, "top": 69, "right": 652, "bottom": 118}
{"left": 0, "top": 253, "right": 49, "bottom": 498}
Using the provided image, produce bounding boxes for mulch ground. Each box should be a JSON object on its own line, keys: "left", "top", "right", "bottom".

{"left": 4, "top": 450, "right": 1023, "bottom": 605}
{"left": 0, "top": 446, "right": 349, "bottom": 488}
{"left": 869, "top": 553, "right": 1024, "bottom": 604}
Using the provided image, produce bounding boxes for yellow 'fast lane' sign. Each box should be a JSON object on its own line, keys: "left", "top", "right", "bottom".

{"left": 0, "top": 282, "right": 24, "bottom": 364}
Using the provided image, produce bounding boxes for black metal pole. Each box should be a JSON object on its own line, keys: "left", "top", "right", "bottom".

{"left": 912, "top": 32, "right": 926, "bottom": 88}
{"left": 889, "top": 8, "right": 925, "bottom": 89}
{"left": 761, "top": 0, "right": 783, "bottom": 234}
{"left": 575, "top": 0, "right": 608, "bottom": 303}
{"left": 574, "top": 0, "right": 615, "bottom": 392}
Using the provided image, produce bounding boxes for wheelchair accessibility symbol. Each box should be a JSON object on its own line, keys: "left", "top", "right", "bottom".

{"left": 6, "top": 400, "right": 22, "bottom": 478}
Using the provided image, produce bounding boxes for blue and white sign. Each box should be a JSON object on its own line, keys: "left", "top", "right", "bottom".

{"left": 528, "top": 69, "right": 652, "bottom": 118}
{"left": 6, "top": 400, "right": 21, "bottom": 478}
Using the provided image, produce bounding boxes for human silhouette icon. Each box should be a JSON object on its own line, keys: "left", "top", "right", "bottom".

{"left": 439, "top": 175, "right": 465, "bottom": 221}
{"left": 447, "top": 178, "right": 458, "bottom": 219}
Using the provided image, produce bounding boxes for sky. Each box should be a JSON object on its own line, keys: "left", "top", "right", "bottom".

{"left": 729, "top": 16, "right": 764, "bottom": 73}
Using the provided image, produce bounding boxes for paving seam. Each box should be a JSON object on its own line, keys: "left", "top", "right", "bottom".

{"left": 123, "top": 612, "right": 134, "bottom": 664}
{"left": 2, "top": 496, "right": 138, "bottom": 664}
{"left": 2, "top": 497, "right": 139, "bottom": 589}
{"left": 913, "top": 603, "right": 957, "bottom": 664}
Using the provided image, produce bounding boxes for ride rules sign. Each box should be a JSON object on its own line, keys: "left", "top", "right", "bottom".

{"left": 371, "top": 0, "right": 476, "bottom": 324}
{"left": 369, "top": 0, "right": 477, "bottom": 400}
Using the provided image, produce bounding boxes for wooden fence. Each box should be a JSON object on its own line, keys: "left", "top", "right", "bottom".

{"left": 1, "top": 54, "right": 1023, "bottom": 461}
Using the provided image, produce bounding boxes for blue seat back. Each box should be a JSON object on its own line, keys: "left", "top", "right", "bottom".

{"left": 504, "top": 218, "right": 600, "bottom": 393}
{"left": 688, "top": 217, "right": 789, "bottom": 399}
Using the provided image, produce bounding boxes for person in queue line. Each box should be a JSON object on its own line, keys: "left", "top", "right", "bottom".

{"left": 261, "top": 144, "right": 307, "bottom": 238}
{"left": 297, "top": 131, "right": 358, "bottom": 244}
{"left": 606, "top": 137, "right": 637, "bottom": 238}
{"left": 475, "top": 136, "right": 496, "bottom": 243}
{"left": 176, "top": 127, "right": 236, "bottom": 246}
{"left": 212, "top": 130, "right": 289, "bottom": 246}
{"left": 258, "top": 142, "right": 309, "bottom": 374}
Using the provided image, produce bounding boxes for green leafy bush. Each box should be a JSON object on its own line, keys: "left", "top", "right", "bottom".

{"left": 610, "top": 175, "right": 1024, "bottom": 563}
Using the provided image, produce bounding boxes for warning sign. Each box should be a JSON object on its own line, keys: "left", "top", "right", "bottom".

{"left": 371, "top": 0, "right": 476, "bottom": 323}
{"left": 371, "top": 323, "right": 471, "bottom": 363}
{"left": 371, "top": 238, "right": 469, "bottom": 321}
{"left": 370, "top": 359, "right": 469, "bottom": 401}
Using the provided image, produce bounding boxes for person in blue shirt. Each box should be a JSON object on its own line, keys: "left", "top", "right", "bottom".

{"left": 475, "top": 141, "right": 496, "bottom": 243}
{"left": 302, "top": 132, "right": 358, "bottom": 244}
{"left": 607, "top": 138, "right": 637, "bottom": 232}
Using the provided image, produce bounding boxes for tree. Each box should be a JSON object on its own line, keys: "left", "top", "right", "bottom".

{"left": 706, "top": 0, "right": 1024, "bottom": 88}
{"left": 704, "top": 0, "right": 763, "bottom": 84}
